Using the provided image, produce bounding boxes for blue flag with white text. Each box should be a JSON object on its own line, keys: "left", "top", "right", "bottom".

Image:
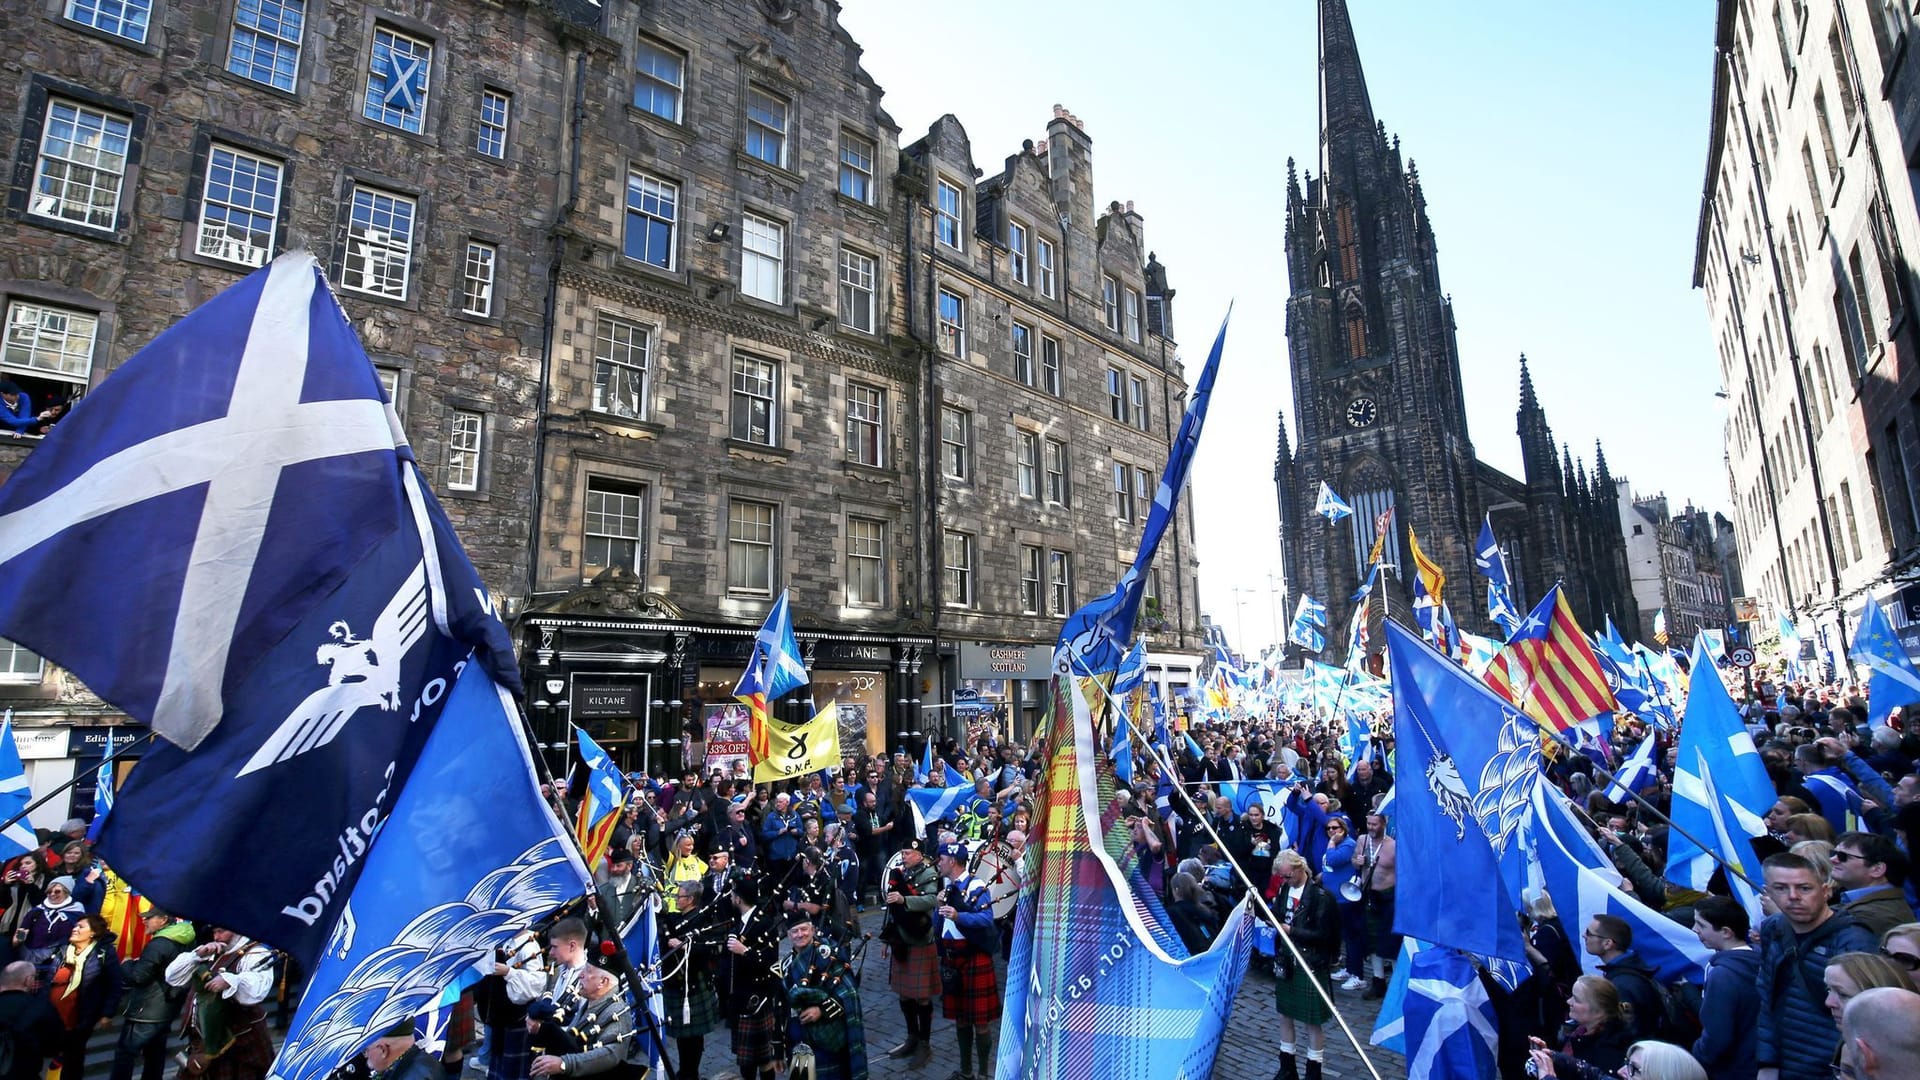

{"left": 0, "top": 254, "right": 522, "bottom": 968}
{"left": 269, "top": 660, "right": 590, "bottom": 1080}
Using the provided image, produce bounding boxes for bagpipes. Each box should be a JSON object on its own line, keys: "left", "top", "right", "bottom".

{"left": 525, "top": 983, "right": 592, "bottom": 1057}
{"left": 877, "top": 863, "right": 931, "bottom": 947}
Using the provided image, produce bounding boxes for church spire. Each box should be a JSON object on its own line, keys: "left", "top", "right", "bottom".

{"left": 1319, "top": 0, "right": 1379, "bottom": 184}
{"left": 1518, "top": 353, "right": 1540, "bottom": 414}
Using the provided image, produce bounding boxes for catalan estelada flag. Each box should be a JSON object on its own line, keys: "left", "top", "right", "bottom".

{"left": 572, "top": 727, "right": 626, "bottom": 869}
{"left": 1484, "top": 584, "right": 1616, "bottom": 733}
{"left": 101, "top": 868, "right": 150, "bottom": 961}
{"left": 733, "top": 590, "right": 809, "bottom": 766}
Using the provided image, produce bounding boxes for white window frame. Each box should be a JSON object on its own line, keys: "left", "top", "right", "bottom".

{"left": 744, "top": 84, "right": 789, "bottom": 168}
{"left": 727, "top": 498, "right": 778, "bottom": 596}
{"left": 583, "top": 477, "right": 645, "bottom": 580}
{"left": 1016, "top": 431, "right": 1039, "bottom": 499}
{"left": 846, "top": 516, "right": 885, "bottom": 607}
{"left": 1114, "top": 461, "right": 1135, "bottom": 522}
{"left": 741, "top": 212, "right": 785, "bottom": 304}
{"left": 1009, "top": 220, "right": 1029, "bottom": 284}
{"left": 342, "top": 185, "right": 416, "bottom": 300}
{"left": 624, "top": 172, "right": 678, "bottom": 270}
{"left": 1129, "top": 374, "right": 1149, "bottom": 431}
{"left": 1049, "top": 550, "right": 1072, "bottom": 615}
{"left": 1045, "top": 437, "right": 1068, "bottom": 506}
{"left": 475, "top": 88, "right": 510, "bottom": 159}
{"left": 3, "top": 300, "right": 97, "bottom": 383}
{"left": 1124, "top": 287, "right": 1142, "bottom": 342}
{"left": 1107, "top": 367, "right": 1127, "bottom": 423}
{"left": 363, "top": 25, "right": 433, "bottom": 135}
{"left": 1012, "top": 321, "right": 1034, "bottom": 385}
{"left": 731, "top": 353, "right": 779, "bottom": 445}
{"left": 446, "top": 409, "right": 482, "bottom": 491}
{"left": 228, "top": 0, "right": 305, "bottom": 92}
{"left": 1019, "top": 545, "right": 1043, "bottom": 613}
{"left": 1040, "top": 334, "right": 1061, "bottom": 396}
{"left": 1102, "top": 275, "right": 1121, "bottom": 331}
{"left": 67, "top": 0, "right": 150, "bottom": 42}
{"left": 460, "top": 241, "right": 497, "bottom": 317}
{"left": 839, "top": 248, "right": 876, "bottom": 333}
{"left": 1037, "top": 237, "right": 1057, "bottom": 298}
{"left": 1133, "top": 466, "right": 1153, "bottom": 522}
{"left": 937, "top": 289, "right": 966, "bottom": 356}
{"left": 935, "top": 178, "right": 963, "bottom": 249}
{"left": 943, "top": 530, "right": 974, "bottom": 608}
{"left": 592, "top": 315, "right": 651, "bottom": 420}
{"left": 838, "top": 129, "right": 875, "bottom": 204}
{"left": 0, "top": 639, "right": 45, "bottom": 684}
{"left": 846, "top": 382, "right": 885, "bottom": 467}
{"left": 196, "top": 143, "right": 282, "bottom": 268}
{"left": 940, "top": 406, "right": 971, "bottom": 481}
{"left": 30, "top": 99, "right": 133, "bottom": 231}
{"left": 633, "top": 36, "right": 685, "bottom": 123}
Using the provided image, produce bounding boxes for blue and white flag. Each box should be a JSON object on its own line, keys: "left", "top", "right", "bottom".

{"left": 916, "top": 738, "right": 934, "bottom": 785}
{"left": 379, "top": 49, "right": 427, "bottom": 114}
{"left": 1668, "top": 654, "right": 1775, "bottom": 913}
{"left": 1530, "top": 781, "right": 1710, "bottom": 982}
{"left": 1400, "top": 947, "right": 1499, "bottom": 1080}
{"left": 1850, "top": 598, "right": 1920, "bottom": 715}
{"left": 1778, "top": 616, "right": 1806, "bottom": 681}
{"left": 86, "top": 743, "right": 116, "bottom": 845}
{"left": 619, "top": 898, "right": 667, "bottom": 1077}
{"left": 906, "top": 782, "right": 975, "bottom": 834}
{"left": 1474, "top": 517, "right": 1521, "bottom": 639}
{"left": 0, "top": 719, "right": 36, "bottom": 858}
{"left": 1385, "top": 622, "right": 1530, "bottom": 962}
{"left": 1289, "top": 593, "right": 1328, "bottom": 653}
{"left": 1698, "top": 628, "right": 1728, "bottom": 666}
{"left": 0, "top": 253, "right": 521, "bottom": 967}
{"left": 1314, "top": 481, "right": 1354, "bottom": 525}
{"left": 1604, "top": 734, "right": 1659, "bottom": 804}
{"left": 1111, "top": 712, "right": 1134, "bottom": 786}
{"left": 269, "top": 660, "right": 590, "bottom": 1080}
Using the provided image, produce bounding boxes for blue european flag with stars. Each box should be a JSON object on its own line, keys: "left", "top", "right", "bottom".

{"left": 1851, "top": 598, "right": 1920, "bottom": 715}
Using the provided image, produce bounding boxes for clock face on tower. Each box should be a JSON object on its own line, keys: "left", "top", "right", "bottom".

{"left": 1345, "top": 397, "right": 1378, "bottom": 429}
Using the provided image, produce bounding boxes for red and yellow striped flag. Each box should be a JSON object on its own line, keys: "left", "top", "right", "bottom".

{"left": 1485, "top": 585, "right": 1615, "bottom": 733}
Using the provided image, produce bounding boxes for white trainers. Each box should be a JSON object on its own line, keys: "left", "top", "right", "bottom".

{"left": 1338, "top": 974, "right": 1367, "bottom": 991}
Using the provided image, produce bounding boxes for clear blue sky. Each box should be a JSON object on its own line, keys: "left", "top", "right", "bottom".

{"left": 838, "top": 0, "right": 1726, "bottom": 655}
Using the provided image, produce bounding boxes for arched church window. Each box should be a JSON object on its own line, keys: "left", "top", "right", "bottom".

{"left": 1345, "top": 307, "right": 1367, "bottom": 359}
{"left": 1335, "top": 203, "right": 1360, "bottom": 281}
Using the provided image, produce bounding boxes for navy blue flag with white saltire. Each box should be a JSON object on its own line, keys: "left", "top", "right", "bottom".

{"left": 269, "top": 660, "right": 590, "bottom": 1080}
{"left": 619, "top": 897, "right": 667, "bottom": 1078}
{"left": 1474, "top": 516, "right": 1521, "bottom": 639}
{"left": 0, "top": 252, "right": 520, "bottom": 967}
{"left": 0, "top": 719, "right": 36, "bottom": 858}
{"left": 1290, "top": 593, "right": 1328, "bottom": 653}
{"left": 1314, "top": 481, "right": 1354, "bottom": 524}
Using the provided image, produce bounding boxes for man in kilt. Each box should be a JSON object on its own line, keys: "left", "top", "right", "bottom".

{"left": 880, "top": 837, "right": 940, "bottom": 1069}
{"left": 720, "top": 869, "right": 785, "bottom": 1080}
{"left": 161, "top": 928, "right": 277, "bottom": 1080}
{"left": 658, "top": 881, "right": 721, "bottom": 1077}
{"left": 780, "top": 915, "right": 866, "bottom": 1080}
{"left": 934, "top": 843, "right": 1000, "bottom": 1080}
{"left": 1269, "top": 850, "right": 1339, "bottom": 1080}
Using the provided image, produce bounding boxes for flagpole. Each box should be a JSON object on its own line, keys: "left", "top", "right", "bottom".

{"left": 1544, "top": 728, "right": 1762, "bottom": 893}
{"left": 1131, "top": 735, "right": 1386, "bottom": 1080}
{"left": 0, "top": 729, "right": 159, "bottom": 837}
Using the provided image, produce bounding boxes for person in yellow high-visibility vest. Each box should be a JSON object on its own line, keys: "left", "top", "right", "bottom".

{"left": 97, "top": 863, "right": 150, "bottom": 962}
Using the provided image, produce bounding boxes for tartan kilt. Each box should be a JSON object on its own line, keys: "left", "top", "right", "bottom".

{"left": 889, "top": 942, "right": 939, "bottom": 1001}
{"left": 199, "top": 1024, "right": 276, "bottom": 1080}
{"left": 664, "top": 977, "right": 721, "bottom": 1039}
{"left": 730, "top": 1007, "right": 783, "bottom": 1070}
{"left": 1273, "top": 962, "right": 1334, "bottom": 1026}
{"left": 938, "top": 946, "right": 1001, "bottom": 1025}
{"left": 484, "top": 1023, "right": 532, "bottom": 1080}
{"left": 1365, "top": 887, "right": 1400, "bottom": 956}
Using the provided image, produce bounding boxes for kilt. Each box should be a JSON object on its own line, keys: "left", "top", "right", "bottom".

{"left": 938, "top": 947, "right": 1001, "bottom": 1025}
{"left": 1273, "top": 962, "right": 1334, "bottom": 1026}
{"left": 664, "top": 976, "right": 721, "bottom": 1039}
{"left": 1365, "top": 887, "right": 1400, "bottom": 957}
{"left": 484, "top": 1023, "right": 532, "bottom": 1080}
{"left": 730, "top": 1008, "right": 782, "bottom": 1071}
{"left": 889, "top": 942, "right": 939, "bottom": 1001}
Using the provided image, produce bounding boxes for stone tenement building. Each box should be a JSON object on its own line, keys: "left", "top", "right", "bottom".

{"left": 0, "top": 0, "right": 1209, "bottom": 803}
{"left": 1617, "top": 489, "right": 1736, "bottom": 650}
{"left": 1694, "top": 0, "right": 1920, "bottom": 667}
{"left": 1274, "top": 0, "right": 1636, "bottom": 662}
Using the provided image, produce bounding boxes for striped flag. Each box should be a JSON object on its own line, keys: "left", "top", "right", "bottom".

{"left": 1485, "top": 584, "right": 1616, "bottom": 734}
{"left": 572, "top": 727, "right": 626, "bottom": 869}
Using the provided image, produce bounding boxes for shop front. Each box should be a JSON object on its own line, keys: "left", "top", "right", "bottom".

{"left": 955, "top": 641, "right": 1053, "bottom": 745}
{"left": 7, "top": 721, "right": 144, "bottom": 835}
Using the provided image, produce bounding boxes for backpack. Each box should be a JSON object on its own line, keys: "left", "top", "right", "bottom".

{"left": 1652, "top": 978, "right": 1703, "bottom": 1047}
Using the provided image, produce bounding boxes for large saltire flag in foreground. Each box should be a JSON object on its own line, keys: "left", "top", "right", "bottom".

{"left": 270, "top": 661, "right": 590, "bottom": 1080}
{"left": 999, "top": 315, "right": 1252, "bottom": 1080}
{"left": 572, "top": 728, "right": 626, "bottom": 869}
{"left": 734, "top": 590, "right": 809, "bottom": 764}
{"left": 1850, "top": 598, "right": 1920, "bottom": 715}
{"left": 0, "top": 253, "right": 521, "bottom": 967}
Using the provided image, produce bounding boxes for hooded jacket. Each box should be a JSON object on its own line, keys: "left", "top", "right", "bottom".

{"left": 1755, "top": 909, "right": 1878, "bottom": 1079}
{"left": 1595, "top": 949, "right": 1663, "bottom": 1042}
{"left": 1691, "top": 946, "right": 1759, "bottom": 1080}
{"left": 119, "top": 920, "right": 197, "bottom": 1024}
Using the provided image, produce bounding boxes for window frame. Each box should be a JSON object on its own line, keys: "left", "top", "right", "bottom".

{"left": 632, "top": 36, "right": 685, "bottom": 123}
{"left": 65, "top": 0, "right": 151, "bottom": 43}
{"left": 839, "top": 247, "right": 877, "bottom": 333}
{"left": 943, "top": 530, "right": 974, "bottom": 608}
{"left": 1015, "top": 430, "right": 1039, "bottom": 499}
{"left": 1040, "top": 334, "right": 1061, "bottom": 396}
{"left": 1107, "top": 366, "right": 1128, "bottom": 423}
{"left": 846, "top": 515, "right": 886, "bottom": 608}
{"left": 227, "top": 0, "right": 305, "bottom": 93}
{"left": 726, "top": 498, "right": 779, "bottom": 597}
{"left": 1044, "top": 437, "right": 1068, "bottom": 506}
{"left": 1102, "top": 275, "right": 1120, "bottom": 331}
{"left": 937, "top": 289, "right": 966, "bottom": 356}
{"left": 1008, "top": 220, "right": 1029, "bottom": 284}
{"left": 940, "top": 405, "right": 971, "bottom": 481}
{"left": 1037, "top": 237, "right": 1057, "bottom": 298}
{"left": 341, "top": 183, "right": 417, "bottom": 301}
{"left": 0, "top": 639, "right": 45, "bottom": 684}
{"left": 838, "top": 129, "right": 876, "bottom": 204}
{"left": 195, "top": 142, "right": 283, "bottom": 268}
{"left": 1048, "top": 549, "right": 1072, "bottom": 616}
{"left": 743, "top": 84, "right": 790, "bottom": 168}
{"left": 2, "top": 298, "right": 99, "bottom": 385}
{"left": 730, "top": 353, "right": 779, "bottom": 446}
{"left": 446, "top": 408, "right": 483, "bottom": 492}
{"left": 740, "top": 211, "right": 786, "bottom": 305}
{"left": 460, "top": 240, "right": 497, "bottom": 317}
{"left": 1012, "top": 321, "right": 1034, "bottom": 385}
{"left": 845, "top": 381, "right": 885, "bottom": 467}
{"left": 363, "top": 24, "right": 434, "bottom": 135}
{"left": 1128, "top": 374, "right": 1149, "bottom": 431}
{"left": 583, "top": 476, "right": 646, "bottom": 581}
{"left": 474, "top": 87, "right": 511, "bottom": 160}
{"left": 29, "top": 97, "right": 134, "bottom": 232}
{"left": 1019, "top": 544, "right": 1043, "bottom": 614}
{"left": 623, "top": 171, "right": 678, "bottom": 271}
{"left": 1124, "top": 287, "right": 1142, "bottom": 342}
{"left": 1114, "top": 461, "right": 1135, "bottom": 522}
{"left": 935, "top": 178, "right": 963, "bottom": 250}
{"left": 592, "top": 315, "right": 652, "bottom": 420}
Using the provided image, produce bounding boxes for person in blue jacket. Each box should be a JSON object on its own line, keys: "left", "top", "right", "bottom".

{"left": 0, "top": 382, "right": 34, "bottom": 433}
{"left": 1690, "top": 894, "right": 1759, "bottom": 1080}
{"left": 1318, "top": 815, "right": 1367, "bottom": 991}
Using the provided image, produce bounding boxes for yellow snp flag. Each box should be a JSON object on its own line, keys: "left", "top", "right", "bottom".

{"left": 753, "top": 702, "right": 843, "bottom": 783}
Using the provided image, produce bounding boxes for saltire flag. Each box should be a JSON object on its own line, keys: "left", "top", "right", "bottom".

{"left": 1346, "top": 567, "right": 1378, "bottom": 673}
{"left": 1111, "top": 641, "right": 1149, "bottom": 786}
{"left": 1634, "top": 643, "right": 1682, "bottom": 707}
{"left": 1384, "top": 621, "right": 1530, "bottom": 962}
{"left": 734, "top": 591, "right": 810, "bottom": 765}
{"left": 1289, "top": 593, "right": 1328, "bottom": 653}
{"left": 1457, "top": 631, "right": 1501, "bottom": 679}
{"left": 1698, "top": 628, "right": 1728, "bottom": 666}
{"left": 1111, "top": 712, "right": 1134, "bottom": 786}
{"left": 269, "top": 660, "right": 591, "bottom": 1080}
{"left": 1369, "top": 938, "right": 1422, "bottom": 1054}
{"left": 752, "top": 703, "right": 842, "bottom": 785}
{"left": 1, "top": 252, "right": 521, "bottom": 965}
{"left": 1668, "top": 650, "right": 1776, "bottom": 914}
{"left": 618, "top": 898, "right": 667, "bottom": 1077}
{"left": 1484, "top": 584, "right": 1616, "bottom": 734}
{"left": 1592, "top": 633, "right": 1666, "bottom": 730}
{"left": 1408, "top": 530, "right": 1449, "bottom": 649}
{"left": 1777, "top": 615, "right": 1806, "bottom": 681}
{"left": 1366, "top": 506, "right": 1395, "bottom": 569}
{"left": 1474, "top": 516, "right": 1522, "bottom": 639}
{"left": 1603, "top": 616, "right": 1627, "bottom": 649}
{"left": 0, "top": 719, "right": 34, "bottom": 858}
{"left": 906, "top": 781, "right": 976, "bottom": 835}
{"left": 378, "top": 47, "right": 428, "bottom": 113}
{"left": 86, "top": 739, "right": 116, "bottom": 844}
{"left": 1652, "top": 608, "right": 1669, "bottom": 645}
{"left": 1181, "top": 729, "right": 1203, "bottom": 762}
{"left": 1314, "top": 481, "right": 1354, "bottom": 524}
{"left": 916, "top": 737, "right": 934, "bottom": 785}
{"left": 999, "top": 314, "right": 1255, "bottom": 1080}
{"left": 1218, "top": 779, "right": 1306, "bottom": 849}
{"left": 1849, "top": 598, "right": 1920, "bottom": 715}
{"left": 572, "top": 727, "right": 625, "bottom": 869}
{"left": 1530, "top": 780, "right": 1710, "bottom": 982}
{"left": 1398, "top": 947, "right": 1500, "bottom": 1080}
{"left": 1603, "top": 733, "right": 1659, "bottom": 804}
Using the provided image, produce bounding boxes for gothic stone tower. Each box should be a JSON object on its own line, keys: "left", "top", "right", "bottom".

{"left": 1277, "top": 0, "right": 1480, "bottom": 652}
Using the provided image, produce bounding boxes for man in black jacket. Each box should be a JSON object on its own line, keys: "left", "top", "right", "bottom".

{"left": 1584, "top": 914, "right": 1663, "bottom": 1041}
{"left": 0, "top": 960, "right": 62, "bottom": 1080}
{"left": 1690, "top": 896, "right": 1758, "bottom": 1080}
{"left": 110, "top": 907, "right": 195, "bottom": 1080}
